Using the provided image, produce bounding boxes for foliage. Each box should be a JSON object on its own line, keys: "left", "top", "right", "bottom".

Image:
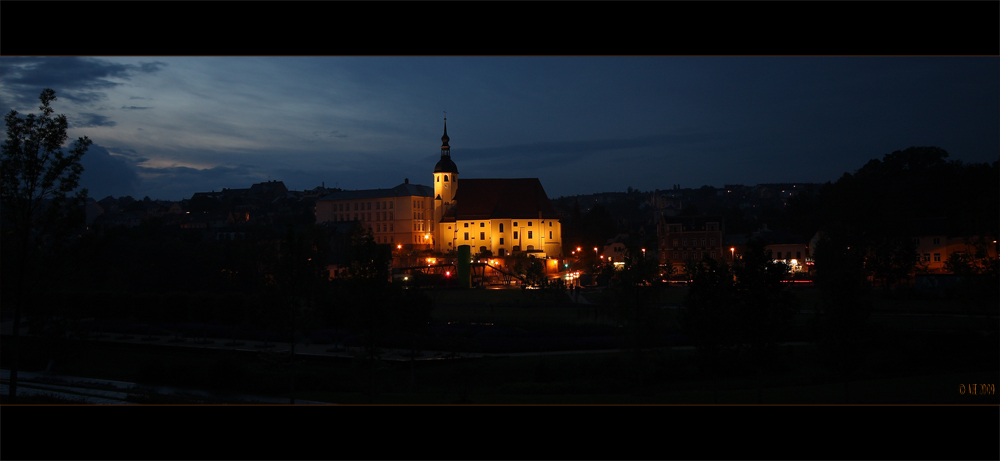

{"left": 812, "top": 229, "right": 873, "bottom": 400}
{"left": 683, "top": 237, "right": 798, "bottom": 397}
{"left": 1, "top": 89, "right": 91, "bottom": 401}
{"left": 815, "top": 147, "right": 998, "bottom": 287}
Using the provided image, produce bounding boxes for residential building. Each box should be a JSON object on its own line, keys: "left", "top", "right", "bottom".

{"left": 315, "top": 179, "right": 434, "bottom": 250}
{"left": 657, "top": 215, "right": 725, "bottom": 271}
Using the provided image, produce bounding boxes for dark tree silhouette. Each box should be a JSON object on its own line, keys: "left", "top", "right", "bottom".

{"left": 1, "top": 89, "right": 91, "bottom": 401}
{"left": 813, "top": 228, "right": 872, "bottom": 403}
{"left": 682, "top": 256, "right": 737, "bottom": 402}
{"left": 732, "top": 238, "right": 798, "bottom": 402}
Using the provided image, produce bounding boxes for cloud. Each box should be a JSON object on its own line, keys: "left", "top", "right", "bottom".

{"left": 120, "top": 106, "right": 152, "bottom": 110}
{"left": 134, "top": 163, "right": 268, "bottom": 200}
{"left": 78, "top": 144, "right": 142, "bottom": 199}
{"left": 0, "top": 57, "right": 166, "bottom": 109}
{"left": 448, "top": 132, "right": 723, "bottom": 172}
{"left": 73, "top": 113, "right": 117, "bottom": 128}
{"left": 312, "top": 130, "right": 348, "bottom": 139}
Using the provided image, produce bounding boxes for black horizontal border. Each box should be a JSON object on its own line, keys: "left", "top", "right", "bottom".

{"left": 1, "top": 2, "right": 997, "bottom": 56}
{"left": 1, "top": 404, "right": 998, "bottom": 460}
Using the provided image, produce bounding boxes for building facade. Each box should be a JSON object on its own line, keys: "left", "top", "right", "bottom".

{"left": 657, "top": 215, "right": 726, "bottom": 270}
{"left": 432, "top": 119, "right": 562, "bottom": 258}
{"left": 315, "top": 180, "right": 435, "bottom": 250}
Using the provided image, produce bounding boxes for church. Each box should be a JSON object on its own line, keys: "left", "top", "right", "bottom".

{"left": 431, "top": 119, "right": 562, "bottom": 258}
{"left": 316, "top": 119, "right": 562, "bottom": 258}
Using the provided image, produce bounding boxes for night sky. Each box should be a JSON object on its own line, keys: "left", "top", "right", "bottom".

{"left": 1, "top": 56, "right": 997, "bottom": 201}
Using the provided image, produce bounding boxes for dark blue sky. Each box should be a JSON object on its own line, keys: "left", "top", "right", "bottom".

{"left": 2, "top": 57, "right": 997, "bottom": 201}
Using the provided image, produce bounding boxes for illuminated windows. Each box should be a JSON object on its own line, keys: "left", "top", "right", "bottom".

{"left": 480, "top": 232, "right": 485, "bottom": 240}
{"left": 933, "top": 253, "right": 941, "bottom": 262}
{"left": 528, "top": 231, "right": 533, "bottom": 239}
{"left": 514, "top": 231, "right": 519, "bottom": 239}
{"left": 499, "top": 223, "right": 504, "bottom": 232}
{"left": 464, "top": 232, "right": 469, "bottom": 241}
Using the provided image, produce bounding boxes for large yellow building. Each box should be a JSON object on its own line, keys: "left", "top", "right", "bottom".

{"left": 316, "top": 119, "right": 562, "bottom": 258}
{"left": 432, "top": 120, "right": 561, "bottom": 258}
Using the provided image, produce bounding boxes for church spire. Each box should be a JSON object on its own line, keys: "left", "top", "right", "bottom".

{"left": 441, "top": 117, "right": 450, "bottom": 157}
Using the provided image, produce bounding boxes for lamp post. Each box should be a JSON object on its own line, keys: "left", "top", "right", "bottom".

{"left": 731, "top": 247, "right": 735, "bottom": 261}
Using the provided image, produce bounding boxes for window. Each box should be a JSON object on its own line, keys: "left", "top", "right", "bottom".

{"left": 499, "top": 223, "right": 504, "bottom": 232}
{"left": 673, "top": 238, "right": 678, "bottom": 246}
{"left": 514, "top": 231, "right": 519, "bottom": 239}
{"left": 464, "top": 223, "right": 469, "bottom": 228}
{"left": 673, "top": 251, "right": 679, "bottom": 259}
{"left": 710, "top": 238, "right": 716, "bottom": 246}
{"left": 389, "top": 212, "right": 393, "bottom": 220}
{"left": 711, "top": 252, "right": 716, "bottom": 258}
{"left": 390, "top": 224, "right": 393, "bottom": 231}
{"left": 376, "top": 202, "right": 380, "bottom": 210}
{"left": 933, "top": 253, "right": 941, "bottom": 262}
{"left": 464, "top": 232, "right": 469, "bottom": 241}
{"left": 389, "top": 202, "right": 393, "bottom": 209}
{"left": 367, "top": 203, "right": 371, "bottom": 210}
{"left": 444, "top": 175, "right": 449, "bottom": 182}
{"left": 549, "top": 221, "right": 552, "bottom": 227}
{"left": 437, "top": 176, "right": 440, "bottom": 182}
{"left": 923, "top": 253, "right": 930, "bottom": 262}
{"left": 480, "top": 222, "right": 485, "bottom": 227}
{"left": 933, "top": 238, "right": 940, "bottom": 245}
{"left": 528, "top": 231, "right": 533, "bottom": 239}
{"left": 368, "top": 213, "right": 371, "bottom": 221}
{"left": 549, "top": 231, "right": 552, "bottom": 239}
{"left": 354, "top": 203, "right": 358, "bottom": 211}
{"left": 527, "top": 245, "right": 534, "bottom": 251}
{"left": 390, "top": 236, "right": 393, "bottom": 243}
{"left": 528, "top": 222, "right": 532, "bottom": 227}
{"left": 480, "top": 232, "right": 485, "bottom": 240}
{"left": 354, "top": 213, "right": 358, "bottom": 220}
{"left": 701, "top": 238, "right": 706, "bottom": 247}
{"left": 682, "top": 238, "right": 687, "bottom": 246}
{"left": 683, "top": 252, "right": 688, "bottom": 260}
{"left": 499, "top": 238, "right": 504, "bottom": 245}
{"left": 513, "top": 222, "right": 518, "bottom": 227}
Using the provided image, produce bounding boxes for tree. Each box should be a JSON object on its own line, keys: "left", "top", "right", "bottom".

{"left": 731, "top": 238, "right": 798, "bottom": 403}
{"left": 813, "top": 229, "right": 872, "bottom": 403}
{"left": 1, "top": 89, "right": 91, "bottom": 401}
{"left": 682, "top": 256, "right": 737, "bottom": 402}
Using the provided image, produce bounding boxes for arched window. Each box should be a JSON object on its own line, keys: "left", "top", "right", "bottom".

{"left": 527, "top": 245, "right": 534, "bottom": 251}
{"left": 498, "top": 248, "right": 506, "bottom": 257}
{"left": 437, "top": 176, "right": 440, "bottom": 182}
{"left": 444, "top": 175, "right": 449, "bottom": 182}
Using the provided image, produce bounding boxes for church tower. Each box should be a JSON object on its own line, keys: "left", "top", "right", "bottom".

{"left": 433, "top": 118, "right": 458, "bottom": 225}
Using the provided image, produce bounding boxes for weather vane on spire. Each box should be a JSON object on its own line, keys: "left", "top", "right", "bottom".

{"left": 443, "top": 110, "right": 447, "bottom": 121}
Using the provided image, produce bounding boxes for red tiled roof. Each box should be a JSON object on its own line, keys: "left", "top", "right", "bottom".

{"left": 442, "top": 178, "right": 558, "bottom": 221}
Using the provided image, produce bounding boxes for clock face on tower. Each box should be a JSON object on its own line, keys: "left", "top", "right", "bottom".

{"left": 445, "top": 183, "right": 450, "bottom": 188}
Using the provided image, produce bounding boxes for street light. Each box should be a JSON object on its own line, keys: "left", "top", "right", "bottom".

{"left": 730, "top": 247, "right": 735, "bottom": 260}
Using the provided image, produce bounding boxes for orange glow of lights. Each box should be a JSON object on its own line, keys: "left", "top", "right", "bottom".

{"left": 577, "top": 247, "right": 582, "bottom": 252}
{"left": 446, "top": 271, "right": 450, "bottom": 276}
